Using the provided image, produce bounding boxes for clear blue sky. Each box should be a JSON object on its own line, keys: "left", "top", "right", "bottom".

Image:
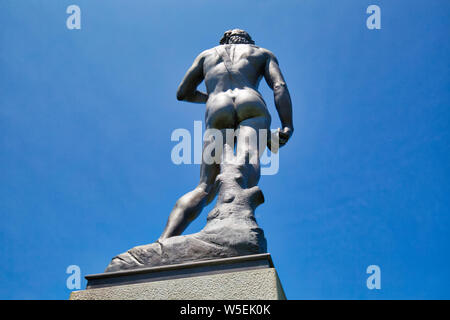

{"left": 1, "top": 0, "right": 449, "bottom": 299}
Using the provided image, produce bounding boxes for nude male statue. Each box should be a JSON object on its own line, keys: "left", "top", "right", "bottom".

{"left": 158, "top": 29, "right": 294, "bottom": 240}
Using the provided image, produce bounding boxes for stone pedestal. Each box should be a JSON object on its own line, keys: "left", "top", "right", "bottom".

{"left": 69, "top": 253, "right": 286, "bottom": 300}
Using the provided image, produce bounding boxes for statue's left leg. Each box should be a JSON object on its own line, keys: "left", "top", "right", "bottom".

{"left": 158, "top": 134, "right": 223, "bottom": 240}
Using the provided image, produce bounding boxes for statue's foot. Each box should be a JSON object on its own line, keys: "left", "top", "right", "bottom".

{"left": 104, "top": 240, "right": 164, "bottom": 273}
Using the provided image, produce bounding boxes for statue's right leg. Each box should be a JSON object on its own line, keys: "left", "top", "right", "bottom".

{"left": 158, "top": 142, "right": 220, "bottom": 241}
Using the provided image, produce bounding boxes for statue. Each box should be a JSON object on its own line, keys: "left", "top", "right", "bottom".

{"left": 105, "top": 29, "right": 293, "bottom": 272}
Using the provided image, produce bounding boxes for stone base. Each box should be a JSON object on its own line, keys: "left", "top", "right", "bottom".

{"left": 69, "top": 254, "right": 286, "bottom": 300}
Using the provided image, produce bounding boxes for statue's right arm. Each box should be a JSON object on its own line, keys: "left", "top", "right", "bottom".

{"left": 176, "top": 52, "right": 208, "bottom": 104}
{"left": 263, "top": 50, "right": 294, "bottom": 147}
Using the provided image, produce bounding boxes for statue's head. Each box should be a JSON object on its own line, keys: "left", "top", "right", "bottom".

{"left": 220, "top": 29, "right": 255, "bottom": 45}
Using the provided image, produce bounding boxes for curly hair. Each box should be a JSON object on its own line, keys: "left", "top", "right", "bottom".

{"left": 220, "top": 29, "right": 255, "bottom": 45}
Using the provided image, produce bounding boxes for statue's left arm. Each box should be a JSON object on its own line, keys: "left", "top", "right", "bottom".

{"left": 263, "top": 50, "right": 294, "bottom": 147}
{"left": 176, "top": 51, "right": 208, "bottom": 104}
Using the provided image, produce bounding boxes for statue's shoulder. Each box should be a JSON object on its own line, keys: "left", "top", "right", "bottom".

{"left": 257, "top": 47, "right": 276, "bottom": 58}
{"left": 199, "top": 47, "right": 217, "bottom": 57}
{"left": 192, "top": 48, "right": 215, "bottom": 62}
{"left": 209, "top": 44, "right": 272, "bottom": 54}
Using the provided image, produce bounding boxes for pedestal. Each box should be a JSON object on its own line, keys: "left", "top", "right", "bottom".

{"left": 69, "top": 253, "right": 286, "bottom": 300}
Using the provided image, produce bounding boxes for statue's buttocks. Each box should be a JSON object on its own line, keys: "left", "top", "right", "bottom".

{"left": 205, "top": 88, "right": 270, "bottom": 129}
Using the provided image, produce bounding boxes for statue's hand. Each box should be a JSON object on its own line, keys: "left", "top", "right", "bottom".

{"left": 278, "top": 127, "right": 293, "bottom": 147}
{"left": 267, "top": 127, "right": 293, "bottom": 153}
